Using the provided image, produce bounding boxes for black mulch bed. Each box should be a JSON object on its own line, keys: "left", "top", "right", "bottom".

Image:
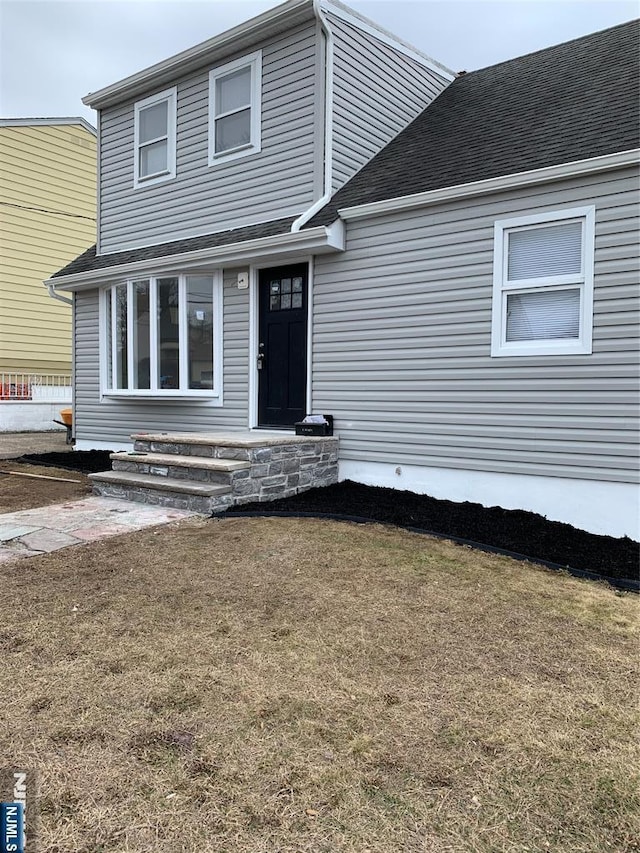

{"left": 226, "top": 481, "right": 639, "bottom": 586}
{"left": 17, "top": 450, "right": 113, "bottom": 475}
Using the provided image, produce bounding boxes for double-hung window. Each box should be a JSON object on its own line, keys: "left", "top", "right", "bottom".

{"left": 102, "top": 273, "right": 222, "bottom": 399}
{"left": 491, "top": 207, "right": 595, "bottom": 357}
{"left": 133, "top": 87, "right": 177, "bottom": 188}
{"left": 209, "top": 51, "right": 261, "bottom": 164}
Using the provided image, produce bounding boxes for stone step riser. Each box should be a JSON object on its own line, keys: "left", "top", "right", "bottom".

{"left": 132, "top": 439, "right": 339, "bottom": 466}
{"left": 92, "top": 481, "right": 233, "bottom": 514}
{"left": 134, "top": 439, "right": 252, "bottom": 461}
{"left": 112, "top": 459, "right": 234, "bottom": 486}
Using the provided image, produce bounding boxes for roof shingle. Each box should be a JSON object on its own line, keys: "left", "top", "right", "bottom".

{"left": 307, "top": 19, "right": 639, "bottom": 227}
{"left": 51, "top": 217, "right": 296, "bottom": 279}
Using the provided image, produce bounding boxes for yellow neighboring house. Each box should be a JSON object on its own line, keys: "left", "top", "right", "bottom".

{"left": 0, "top": 117, "right": 96, "bottom": 382}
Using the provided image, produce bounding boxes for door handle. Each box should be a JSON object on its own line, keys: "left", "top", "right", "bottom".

{"left": 257, "top": 353, "right": 265, "bottom": 370}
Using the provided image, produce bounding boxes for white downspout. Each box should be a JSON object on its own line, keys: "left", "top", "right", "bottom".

{"left": 291, "top": 0, "right": 334, "bottom": 232}
{"left": 46, "top": 282, "right": 73, "bottom": 306}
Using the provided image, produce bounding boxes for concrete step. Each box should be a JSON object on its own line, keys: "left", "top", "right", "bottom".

{"left": 89, "top": 470, "right": 232, "bottom": 497}
{"left": 131, "top": 431, "right": 314, "bottom": 447}
{"left": 89, "top": 470, "right": 233, "bottom": 514}
{"left": 131, "top": 432, "right": 338, "bottom": 461}
{"left": 90, "top": 482, "right": 232, "bottom": 514}
{"left": 110, "top": 452, "right": 250, "bottom": 485}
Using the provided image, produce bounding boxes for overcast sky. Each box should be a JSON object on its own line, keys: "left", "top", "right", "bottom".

{"left": 0, "top": 0, "right": 637, "bottom": 126}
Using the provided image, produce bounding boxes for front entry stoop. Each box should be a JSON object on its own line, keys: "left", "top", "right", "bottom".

{"left": 89, "top": 432, "right": 339, "bottom": 514}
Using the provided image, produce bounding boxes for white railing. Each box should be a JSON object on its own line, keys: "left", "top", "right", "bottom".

{"left": 0, "top": 373, "right": 72, "bottom": 401}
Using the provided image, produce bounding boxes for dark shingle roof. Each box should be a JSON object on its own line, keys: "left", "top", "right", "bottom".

{"left": 53, "top": 20, "right": 638, "bottom": 280}
{"left": 307, "top": 19, "right": 640, "bottom": 227}
{"left": 51, "top": 217, "right": 296, "bottom": 278}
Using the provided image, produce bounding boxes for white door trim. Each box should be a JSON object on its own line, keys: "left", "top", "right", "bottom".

{"left": 248, "top": 256, "right": 313, "bottom": 429}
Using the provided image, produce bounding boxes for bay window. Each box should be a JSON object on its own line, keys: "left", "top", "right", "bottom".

{"left": 491, "top": 207, "right": 595, "bottom": 357}
{"left": 103, "top": 273, "right": 222, "bottom": 398}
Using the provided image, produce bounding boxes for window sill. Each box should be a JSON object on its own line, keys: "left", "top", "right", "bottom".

{"left": 208, "top": 142, "right": 260, "bottom": 167}
{"left": 102, "top": 391, "right": 222, "bottom": 402}
{"left": 491, "top": 340, "right": 592, "bottom": 357}
{"left": 133, "top": 171, "right": 176, "bottom": 190}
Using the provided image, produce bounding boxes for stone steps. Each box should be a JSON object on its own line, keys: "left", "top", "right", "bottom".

{"left": 110, "top": 452, "right": 250, "bottom": 485}
{"left": 88, "top": 470, "right": 234, "bottom": 514}
{"left": 90, "top": 431, "right": 339, "bottom": 514}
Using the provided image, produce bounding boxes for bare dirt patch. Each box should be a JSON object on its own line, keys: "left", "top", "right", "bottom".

{"left": 0, "top": 462, "right": 91, "bottom": 513}
{"left": 1, "top": 516, "right": 637, "bottom": 852}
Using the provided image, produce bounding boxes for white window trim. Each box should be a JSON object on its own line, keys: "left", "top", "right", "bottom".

{"left": 133, "top": 87, "right": 177, "bottom": 189}
{"left": 208, "top": 51, "right": 262, "bottom": 166}
{"left": 491, "top": 206, "right": 595, "bottom": 357}
{"left": 99, "top": 271, "right": 223, "bottom": 403}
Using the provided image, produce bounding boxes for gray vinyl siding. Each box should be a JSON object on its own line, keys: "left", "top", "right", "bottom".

{"left": 99, "top": 22, "right": 320, "bottom": 254}
{"left": 74, "top": 269, "right": 250, "bottom": 444}
{"left": 327, "top": 13, "right": 450, "bottom": 191}
{"left": 312, "top": 166, "right": 640, "bottom": 484}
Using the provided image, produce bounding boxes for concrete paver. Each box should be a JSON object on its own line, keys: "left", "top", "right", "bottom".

{"left": 0, "top": 523, "right": 42, "bottom": 541}
{"left": 20, "top": 529, "right": 83, "bottom": 553}
{"left": 0, "top": 496, "right": 194, "bottom": 560}
{"left": 71, "top": 523, "right": 133, "bottom": 542}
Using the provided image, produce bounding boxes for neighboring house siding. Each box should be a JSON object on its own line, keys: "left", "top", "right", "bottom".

{"left": 73, "top": 269, "right": 249, "bottom": 443}
{"left": 99, "top": 22, "right": 320, "bottom": 254}
{"left": 327, "top": 13, "right": 450, "bottom": 192}
{"left": 0, "top": 124, "right": 96, "bottom": 374}
{"left": 312, "top": 166, "right": 640, "bottom": 483}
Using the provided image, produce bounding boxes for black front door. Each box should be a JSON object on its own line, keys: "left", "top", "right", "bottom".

{"left": 257, "top": 263, "right": 308, "bottom": 428}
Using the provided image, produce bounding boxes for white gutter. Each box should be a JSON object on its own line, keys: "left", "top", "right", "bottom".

{"left": 46, "top": 282, "right": 73, "bottom": 306}
{"left": 45, "top": 221, "right": 346, "bottom": 292}
{"left": 290, "top": 0, "right": 334, "bottom": 232}
{"left": 0, "top": 117, "right": 96, "bottom": 136}
{"left": 338, "top": 149, "right": 640, "bottom": 222}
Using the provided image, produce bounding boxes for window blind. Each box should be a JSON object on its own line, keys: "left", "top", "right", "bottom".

{"left": 139, "top": 102, "right": 167, "bottom": 143}
{"left": 506, "top": 288, "right": 580, "bottom": 341}
{"left": 216, "top": 68, "right": 251, "bottom": 114}
{"left": 508, "top": 221, "right": 582, "bottom": 280}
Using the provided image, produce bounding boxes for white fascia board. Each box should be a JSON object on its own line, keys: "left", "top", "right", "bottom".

{"left": 84, "top": 0, "right": 313, "bottom": 109}
{"left": 46, "top": 221, "right": 345, "bottom": 292}
{"left": 0, "top": 117, "right": 97, "bottom": 136}
{"left": 321, "top": 0, "right": 455, "bottom": 80}
{"left": 338, "top": 149, "right": 640, "bottom": 221}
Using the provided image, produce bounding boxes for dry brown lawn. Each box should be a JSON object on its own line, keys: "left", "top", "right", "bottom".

{"left": 0, "top": 462, "right": 91, "bottom": 512}
{"left": 1, "top": 515, "right": 638, "bottom": 853}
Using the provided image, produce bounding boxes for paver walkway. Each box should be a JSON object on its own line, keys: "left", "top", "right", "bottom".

{"left": 0, "top": 496, "right": 193, "bottom": 562}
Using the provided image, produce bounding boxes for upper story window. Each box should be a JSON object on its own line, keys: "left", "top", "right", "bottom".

{"left": 102, "top": 273, "right": 223, "bottom": 399}
{"left": 209, "top": 51, "right": 262, "bottom": 165}
{"left": 133, "top": 87, "right": 177, "bottom": 189}
{"left": 491, "top": 207, "right": 595, "bottom": 357}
